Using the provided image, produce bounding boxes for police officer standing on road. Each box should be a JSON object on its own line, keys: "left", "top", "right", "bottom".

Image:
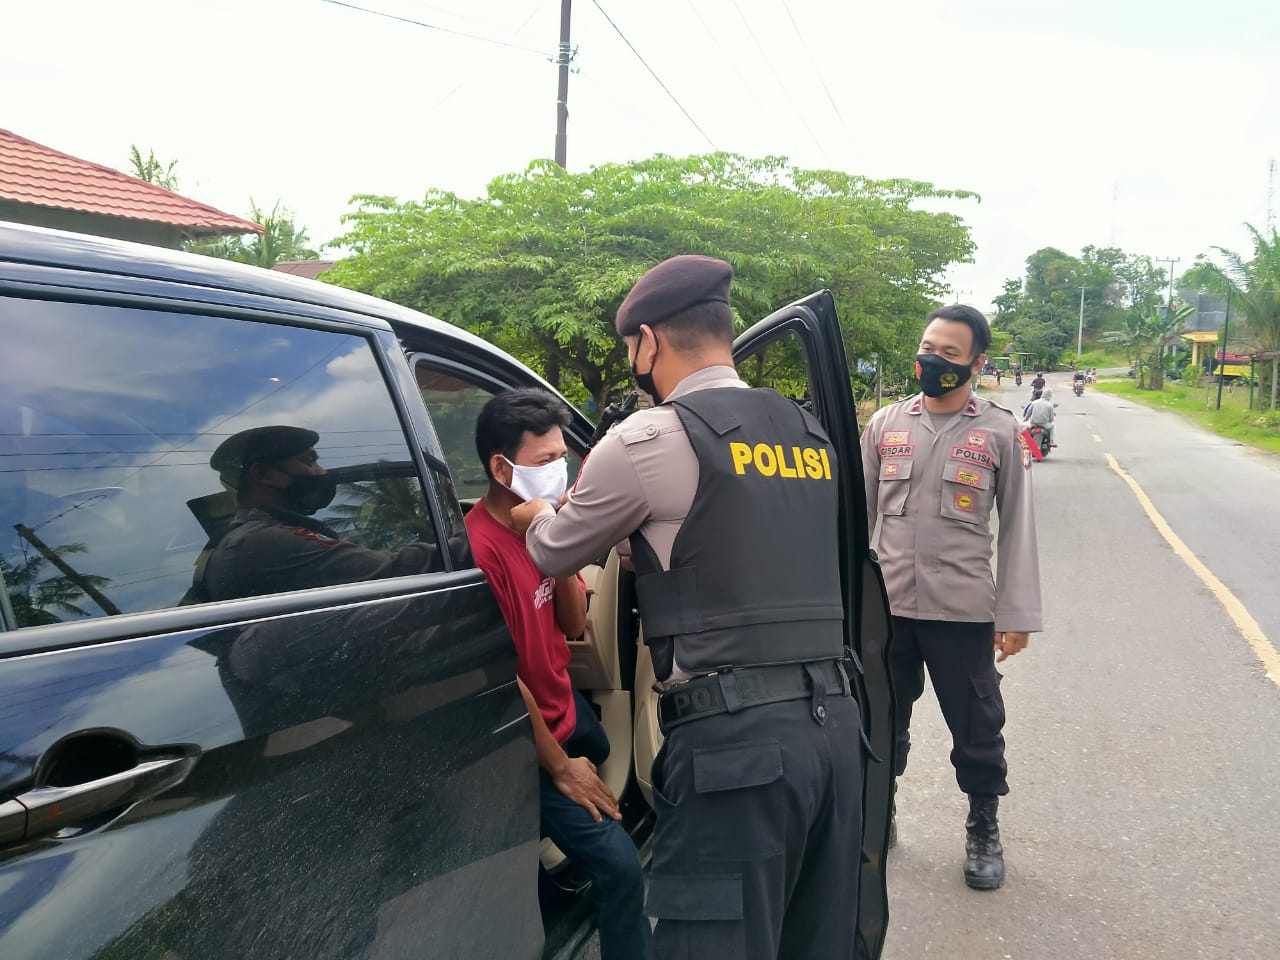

{"left": 511, "top": 256, "right": 863, "bottom": 960}
{"left": 862, "top": 305, "right": 1042, "bottom": 890}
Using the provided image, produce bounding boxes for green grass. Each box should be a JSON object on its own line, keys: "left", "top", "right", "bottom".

{"left": 1095, "top": 378, "right": 1280, "bottom": 453}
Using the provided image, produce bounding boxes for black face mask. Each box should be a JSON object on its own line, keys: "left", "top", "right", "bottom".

{"left": 630, "top": 336, "right": 661, "bottom": 403}
{"left": 283, "top": 473, "right": 337, "bottom": 515}
{"left": 915, "top": 353, "right": 974, "bottom": 398}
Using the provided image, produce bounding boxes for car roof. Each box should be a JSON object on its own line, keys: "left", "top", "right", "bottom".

{"left": 0, "top": 220, "right": 517, "bottom": 368}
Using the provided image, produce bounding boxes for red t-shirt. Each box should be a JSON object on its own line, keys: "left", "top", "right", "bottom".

{"left": 465, "top": 501, "right": 578, "bottom": 744}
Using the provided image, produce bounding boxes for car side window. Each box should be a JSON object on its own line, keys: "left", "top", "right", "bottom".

{"left": 415, "top": 362, "right": 583, "bottom": 506}
{"left": 0, "top": 298, "right": 441, "bottom": 628}
{"left": 736, "top": 331, "right": 824, "bottom": 420}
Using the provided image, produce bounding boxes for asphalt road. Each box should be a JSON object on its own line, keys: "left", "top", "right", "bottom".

{"left": 579, "top": 374, "right": 1280, "bottom": 960}
{"left": 883, "top": 374, "right": 1280, "bottom": 960}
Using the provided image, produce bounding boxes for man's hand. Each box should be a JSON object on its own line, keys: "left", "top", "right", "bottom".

{"left": 511, "top": 498, "right": 554, "bottom": 535}
{"left": 995, "top": 631, "right": 1030, "bottom": 663}
{"left": 551, "top": 755, "right": 621, "bottom": 822}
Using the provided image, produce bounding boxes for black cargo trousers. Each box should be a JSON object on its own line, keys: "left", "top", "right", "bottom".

{"left": 645, "top": 692, "right": 863, "bottom": 959}
{"left": 890, "top": 617, "right": 1008, "bottom": 797}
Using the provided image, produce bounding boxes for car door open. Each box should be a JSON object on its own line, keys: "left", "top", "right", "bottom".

{"left": 730, "top": 290, "right": 896, "bottom": 960}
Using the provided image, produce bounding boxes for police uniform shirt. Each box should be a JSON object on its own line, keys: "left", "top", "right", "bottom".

{"left": 861, "top": 392, "right": 1043, "bottom": 632}
{"left": 203, "top": 506, "right": 438, "bottom": 601}
{"left": 524, "top": 365, "right": 748, "bottom": 678}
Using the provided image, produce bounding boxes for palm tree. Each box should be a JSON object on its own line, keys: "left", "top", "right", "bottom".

{"left": 1183, "top": 224, "right": 1280, "bottom": 408}
{"left": 0, "top": 544, "right": 111, "bottom": 627}
{"left": 1102, "top": 312, "right": 1152, "bottom": 388}
{"left": 1144, "top": 303, "right": 1196, "bottom": 391}
{"left": 187, "top": 200, "right": 318, "bottom": 268}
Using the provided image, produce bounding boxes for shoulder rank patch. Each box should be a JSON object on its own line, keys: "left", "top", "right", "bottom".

{"left": 963, "top": 396, "right": 979, "bottom": 416}
{"left": 293, "top": 527, "right": 339, "bottom": 547}
{"left": 1017, "top": 429, "right": 1035, "bottom": 469}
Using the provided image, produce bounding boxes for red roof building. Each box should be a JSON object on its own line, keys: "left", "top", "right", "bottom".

{"left": 0, "top": 129, "right": 262, "bottom": 249}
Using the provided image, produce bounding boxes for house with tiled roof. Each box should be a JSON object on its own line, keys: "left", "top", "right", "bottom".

{"left": 0, "top": 129, "right": 262, "bottom": 249}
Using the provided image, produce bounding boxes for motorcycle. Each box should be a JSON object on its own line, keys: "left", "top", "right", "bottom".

{"left": 1014, "top": 371, "right": 1023, "bottom": 387}
{"left": 1073, "top": 379, "right": 1085, "bottom": 397}
{"left": 1027, "top": 423, "right": 1051, "bottom": 459}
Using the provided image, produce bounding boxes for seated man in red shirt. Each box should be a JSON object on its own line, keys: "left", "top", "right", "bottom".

{"left": 465, "top": 388, "right": 649, "bottom": 960}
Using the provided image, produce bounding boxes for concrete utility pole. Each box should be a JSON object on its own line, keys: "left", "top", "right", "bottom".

{"left": 553, "top": 0, "right": 572, "bottom": 168}
{"left": 952, "top": 289, "right": 973, "bottom": 304}
{"left": 1154, "top": 257, "right": 1180, "bottom": 309}
{"left": 1216, "top": 290, "right": 1231, "bottom": 411}
{"left": 1077, "top": 286, "right": 1087, "bottom": 358}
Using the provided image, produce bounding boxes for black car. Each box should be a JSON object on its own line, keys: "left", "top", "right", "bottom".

{"left": 0, "top": 222, "right": 895, "bottom": 959}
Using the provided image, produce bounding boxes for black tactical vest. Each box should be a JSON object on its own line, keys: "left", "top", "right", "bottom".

{"left": 630, "top": 386, "right": 846, "bottom": 681}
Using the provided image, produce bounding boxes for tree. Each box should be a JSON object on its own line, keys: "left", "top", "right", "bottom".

{"left": 1101, "top": 312, "right": 1151, "bottom": 387}
{"left": 1183, "top": 223, "right": 1280, "bottom": 409}
{"left": 993, "top": 244, "right": 1170, "bottom": 367}
{"left": 129, "top": 145, "right": 180, "bottom": 191}
{"left": 0, "top": 544, "right": 112, "bottom": 627}
{"left": 1144, "top": 303, "right": 1196, "bottom": 391}
{"left": 325, "top": 153, "right": 977, "bottom": 409}
{"left": 189, "top": 200, "right": 318, "bottom": 268}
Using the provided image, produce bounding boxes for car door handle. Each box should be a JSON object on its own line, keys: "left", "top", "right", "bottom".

{"left": 2, "top": 756, "right": 195, "bottom": 846}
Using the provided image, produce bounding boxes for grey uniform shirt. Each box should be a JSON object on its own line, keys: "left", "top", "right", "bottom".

{"left": 861, "top": 392, "right": 1043, "bottom": 633}
{"left": 525, "top": 366, "right": 749, "bottom": 678}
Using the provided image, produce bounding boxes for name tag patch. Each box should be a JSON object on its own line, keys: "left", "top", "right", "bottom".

{"left": 879, "top": 443, "right": 914, "bottom": 458}
{"left": 951, "top": 445, "right": 996, "bottom": 469}
{"left": 730, "top": 441, "right": 832, "bottom": 479}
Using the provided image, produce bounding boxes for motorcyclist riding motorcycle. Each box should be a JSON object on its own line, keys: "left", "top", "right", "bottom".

{"left": 1023, "top": 387, "right": 1056, "bottom": 449}
{"left": 1030, "top": 370, "right": 1046, "bottom": 400}
{"left": 1073, "top": 369, "right": 1086, "bottom": 396}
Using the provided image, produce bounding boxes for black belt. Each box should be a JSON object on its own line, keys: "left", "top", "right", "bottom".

{"left": 658, "top": 659, "right": 850, "bottom": 733}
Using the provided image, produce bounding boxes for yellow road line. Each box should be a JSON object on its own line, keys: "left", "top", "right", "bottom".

{"left": 1106, "top": 454, "right": 1280, "bottom": 687}
{"left": 1092, "top": 433, "right": 1102, "bottom": 443}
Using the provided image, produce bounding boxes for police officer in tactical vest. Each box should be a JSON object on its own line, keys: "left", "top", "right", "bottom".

{"left": 512, "top": 256, "right": 863, "bottom": 960}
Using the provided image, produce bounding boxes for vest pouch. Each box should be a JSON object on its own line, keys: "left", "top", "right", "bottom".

{"left": 635, "top": 565, "right": 704, "bottom": 638}
{"left": 877, "top": 458, "right": 913, "bottom": 517}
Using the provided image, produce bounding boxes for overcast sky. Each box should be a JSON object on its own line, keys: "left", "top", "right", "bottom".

{"left": 6, "top": 0, "right": 1279, "bottom": 312}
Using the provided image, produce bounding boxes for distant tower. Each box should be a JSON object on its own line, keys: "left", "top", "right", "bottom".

{"left": 1268, "top": 159, "right": 1276, "bottom": 234}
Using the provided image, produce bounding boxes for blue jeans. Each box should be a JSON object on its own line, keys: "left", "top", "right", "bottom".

{"left": 540, "top": 690, "right": 650, "bottom": 960}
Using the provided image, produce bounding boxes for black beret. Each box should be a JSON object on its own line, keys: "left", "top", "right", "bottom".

{"left": 210, "top": 425, "right": 319, "bottom": 485}
{"left": 615, "top": 255, "right": 733, "bottom": 336}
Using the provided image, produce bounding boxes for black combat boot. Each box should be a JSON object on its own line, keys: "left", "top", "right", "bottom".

{"left": 963, "top": 795, "right": 1004, "bottom": 890}
{"left": 887, "top": 780, "right": 898, "bottom": 849}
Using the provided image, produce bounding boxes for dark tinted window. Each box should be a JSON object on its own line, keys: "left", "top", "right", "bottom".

{"left": 416, "top": 362, "right": 582, "bottom": 505}
{"left": 0, "top": 298, "right": 439, "bottom": 627}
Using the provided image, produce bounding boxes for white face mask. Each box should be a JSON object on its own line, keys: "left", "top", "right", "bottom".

{"left": 504, "top": 456, "right": 568, "bottom": 503}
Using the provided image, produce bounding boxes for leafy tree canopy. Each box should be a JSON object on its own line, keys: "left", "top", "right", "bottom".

{"left": 325, "top": 153, "right": 978, "bottom": 408}
{"left": 1183, "top": 223, "right": 1280, "bottom": 409}
{"left": 992, "top": 243, "right": 1167, "bottom": 368}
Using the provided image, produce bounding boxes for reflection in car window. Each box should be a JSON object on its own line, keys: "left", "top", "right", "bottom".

{"left": 0, "top": 299, "right": 440, "bottom": 627}
{"left": 416, "top": 363, "right": 582, "bottom": 506}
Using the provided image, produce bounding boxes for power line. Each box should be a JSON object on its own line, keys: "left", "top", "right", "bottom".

{"left": 320, "top": 0, "right": 549, "bottom": 56}
{"left": 778, "top": 0, "right": 845, "bottom": 128}
{"left": 725, "top": 0, "right": 825, "bottom": 158}
{"left": 590, "top": 0, "right": 717, "bottom": 150}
